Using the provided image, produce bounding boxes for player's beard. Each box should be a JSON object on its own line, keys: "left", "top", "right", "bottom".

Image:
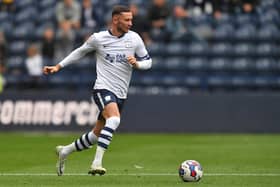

{"left": 117, "top": 25, "right": 128, "bottom": 34}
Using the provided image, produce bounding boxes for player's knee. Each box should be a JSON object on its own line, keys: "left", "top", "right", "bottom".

{"left": 106, "top": 116, "right": 120, "bottom": 131}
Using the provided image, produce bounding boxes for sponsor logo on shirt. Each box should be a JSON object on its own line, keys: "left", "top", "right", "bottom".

{"left": 105, "top": 53, "right": 127, "bottom": 64}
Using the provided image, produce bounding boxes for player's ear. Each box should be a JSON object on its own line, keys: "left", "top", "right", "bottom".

{"left": 112, "top": 15, "right": 119, "bottom": 23}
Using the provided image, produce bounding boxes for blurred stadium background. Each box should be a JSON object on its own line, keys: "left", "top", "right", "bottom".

{"left": 0, "top": 1, "right": 280, "bottom": 186}
{"left": 0, "top": 0, "right": 280, "bottom": 132}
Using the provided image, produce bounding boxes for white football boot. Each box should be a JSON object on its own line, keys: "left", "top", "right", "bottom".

{"left": 88, "top": 164, "right": 107, "bottom": 176}
{"left": 55, "top": 146, "right": 67, "bottom": 176}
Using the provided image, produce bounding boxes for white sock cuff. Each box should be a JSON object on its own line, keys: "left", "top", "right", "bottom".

{"left": 105, "top": 116, "right": 120, "bottom": 131}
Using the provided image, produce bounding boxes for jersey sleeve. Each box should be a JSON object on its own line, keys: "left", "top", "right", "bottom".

{"left": 84, "top": 34, "right": 98, "bottom": 51}
{"left": 58, "top": 34, "right": 98, "bottom": 67}
{"left": 134, "top": 33, "right": 152, "bottom": 70}
{"left": 135, "top": 34, "right": 150, "bottom": 60}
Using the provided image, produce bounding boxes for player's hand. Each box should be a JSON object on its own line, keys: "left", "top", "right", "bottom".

{"left": 43, "top": 65, "right": 61, "bottom": 75}
{"left": 127, "top": 56, "right": 137, "bottom": 67}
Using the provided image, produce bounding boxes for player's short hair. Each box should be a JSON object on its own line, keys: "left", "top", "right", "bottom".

{"left": 112, "top": 5, "right": 131, "bottom": 17}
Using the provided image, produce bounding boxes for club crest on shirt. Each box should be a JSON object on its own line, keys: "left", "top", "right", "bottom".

{"left": 125, "top": 40, "right": 133, "bottom": 48}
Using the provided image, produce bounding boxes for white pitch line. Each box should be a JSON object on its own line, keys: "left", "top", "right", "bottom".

{"left": 0, "top": 173, "right": 280, "bottom": 177}
{"left": 205, "top": 173, "right": 280, "bottom": 177}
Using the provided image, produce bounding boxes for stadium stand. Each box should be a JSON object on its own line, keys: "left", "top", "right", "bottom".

{"left": 1, "top": 0, "right": 280, "bottom": 93}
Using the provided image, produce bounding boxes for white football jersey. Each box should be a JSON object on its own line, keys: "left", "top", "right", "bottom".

{"left": 59, "top": 30, "right": 151, "bottom": 99}
{"left": 88, "top": 30, "right": 150, "bottom": 98}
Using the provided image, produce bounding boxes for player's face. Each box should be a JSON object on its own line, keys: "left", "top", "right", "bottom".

{"left": 116, "top": 12, "right": 133, "bottom": 34}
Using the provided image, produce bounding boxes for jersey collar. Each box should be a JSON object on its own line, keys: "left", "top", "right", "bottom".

{"left": 108, "top": 29, "right": 126, "bottom": 38}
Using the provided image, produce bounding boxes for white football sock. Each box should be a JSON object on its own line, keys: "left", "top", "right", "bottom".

{"left": 62, "top": 131, "right": 98, "bottom": 156}
{"left": 92, "top": 116, "right": 120, "bottom": 167}
{"left": 92, "top": 146, "right": 105, "bottom": 167}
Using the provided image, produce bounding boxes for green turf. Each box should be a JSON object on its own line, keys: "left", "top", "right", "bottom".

{"left": 0, "top": 133, "right": 279, "bottom": 187}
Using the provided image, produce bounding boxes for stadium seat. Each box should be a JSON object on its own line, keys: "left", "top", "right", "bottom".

{"left": 161, "top": 74, "right": 183, "bottom": 87}
{"left": 69, "top": 57, "right": 95, "bottom": 70}
{"left": 234, "top": 24, "right": 257, "bottom": 41}
{"left": 131, "top": 71, "right": 154, "bottom": 86}
{"left": 253, "top": 75, "right": 276, "bottom": 89}
{"left": 150, "top": 28, "right": 169, "bottom": 42}
{"left": 257, "top": 24, "right": 280, "bottom": 41}
{"left": 79, "top": 72, "right": 96, "bottom": 87}
{"left": 15, "top": 0, "right": 36, "bottom": 10}
{"left": 166, "top": 42, "right": 187, "bottom": 56}
{"left": 233, "top": 43, "right": 255, "bottom": 57}
{"left": 258, "top": 8, "right": 280, "bottom": 25}
{"left": 255, "top": 58, "right": 274, "bottom": 72}
{"left": 7, "top": 56, "right": 25, "bottom": 69}
{"left": 165, "top": 86, "right": 189, "bottom": 95}
{"left": 48, "top": 72, "right": 81, "bottom": 88}
{"left": 162, "top": 57, "right": 185, "bottom": 70}
{"left": 142, "top": 86, "right": 166, "bottom": 95}
{"left": 13, "top": 7, "right": 37, "bottom": 24}
{"left": 230, "top": 75, "right": 254, "bottom": 89}
{"left": 207, "top": 75, "right": 232, "bottom": 89}
{"left": 11, "top": 22, "right": 34, "bottom": 40}
{"left": 183, "top": 75, "right": 203, "bottom": 88}
{"left": 0, "top": 22, "right": 13, "bottom": 36}
{"left": 0, "top": 12, "right": 10, "bottom": 22}
{"left": 271, "top": 58, "right": 280, "bottom": 72}
{"left": 0, "top": 17, "right": 13, "bottom": 37}
{"left": 138, "top": 74, "right": 161, "bottom": 87}
{"left": 34, "top": 23, "right": 55, "bottom": 40}
{"left": 148, "top": 56, "right": 165, "bottom": 70}
{"left": 234, "top": 14, "right": 255, "bottom": 27}
{"left": 212, "top": 23, "right": 234, "bottom": 41}
{"left": 256, "top": 43, "right": 276, "bottom": 57}
{"left": 185, "top": 57, "right": 208, "bottom": 72}
{"left": 186, "top": 42, "right": 208, "bottom": 57}
{"left": 105, "top": 0, "right": 128, "bottom": 8}
{"left": 210, "top": 42, "right": 233, "bottom": 57}
{"left": 146, "top": 42, "right": 165, "bottom": 56}
{"left": 276, "top": 1, "right": 280, "bottom": 10}
{"left": 188, "top": 14, "right": 212, "bottom": 28}
{"left": 231, "top": 58, "right": 254, "bottom": 72}
{"left": 36, "top": 8, "right": 55, "bottom": 24}
{"left": 274, "top": 76, "right": 280, "bottom": 89}
{"left": 213, "top": 14, "right": 234, "bottom": 25}
{"left": 8, "top": 41, "right": 28, "bottom": 56}
{"left": 208, "top": 58, "right": 232, "bottom": 72}
{"left": 38, "top": 0, "right": 56, "bottom": 10}
{"left": 4, "top": 73, "right": 29, "bottom": 88}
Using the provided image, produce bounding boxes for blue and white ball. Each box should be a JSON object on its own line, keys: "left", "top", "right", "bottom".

{"left": 178, "top": 160, "right": 203, "bottom": 182}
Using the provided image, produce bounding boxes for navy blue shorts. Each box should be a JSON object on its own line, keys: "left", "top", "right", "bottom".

{"left": 92, "top": 89, "right": 126, "bottom": 120}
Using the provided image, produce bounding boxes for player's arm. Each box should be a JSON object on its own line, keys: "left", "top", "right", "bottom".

{"left": 43, "top": 35, "right": 96, "bottom": 75}
{"left": 43, "top": 64, "right": 62, "bottom": 74}
{"left": 127, "top": 55, "right": 152, "bottom": 70}
{"left": 128, "top": 34, "right": 152, "bottom": 70}
{"left": 43, "top": 45, "right": 92, "bottom": 75}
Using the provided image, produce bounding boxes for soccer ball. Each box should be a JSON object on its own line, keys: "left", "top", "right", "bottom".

{"left": 178, "top": 160, "right": 203, "bottom": 182}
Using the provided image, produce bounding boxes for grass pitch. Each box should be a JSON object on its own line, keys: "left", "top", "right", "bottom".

{"left": 0, "top": 133, "right": 279, "bottom": 187}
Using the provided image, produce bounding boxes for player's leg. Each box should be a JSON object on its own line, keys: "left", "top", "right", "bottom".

{"left": 56, "top": 119, "right": 104, "bottom": 176}
{"left": 56, "top": 89, "right": 109, "bottom": 176}
{"left": 57, "top": 119, "right": 104, "bottom": 156}
{"left": 89, "top": 102, "right": 121, "bottom": 175}
{"left": 93, "top": 117, "right": 106, "bottom": 137}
